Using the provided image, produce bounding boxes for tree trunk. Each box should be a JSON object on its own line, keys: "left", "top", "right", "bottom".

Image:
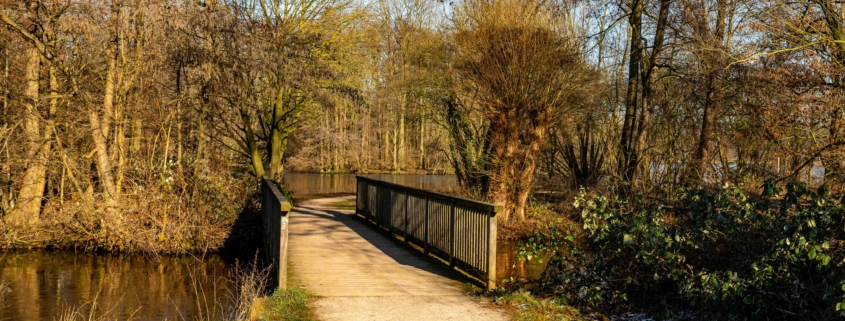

{"left": 89, "top": 110, "right": 119, "bottom": 212}
{"left": 8, "top": 47, "right": 45, "bottom": 227}
{"left": 618, "top": 0, "right": 643, "bottom": 188}
{"left": 131, "top": 118, "right": 142, "bottom": 155}
{"left": 486, "top": 107, "right": 549, "bottom": 222}
{"left": 269, "top": 126, "right": 286, "bottom": 179}
{"left": 691, "top": 0, "right": 727, "bottom": 185}
{"left": 399, "top": 106, "right": 405, "bottom": 171}
{"left": 1, "top": 44, "right": 9, "bottom": 210}
{"left": 22, "top": 48, "right": 40, "bottom": 157}
{"left": 420, "top": 119, "right": 426, "bottom": 170}
{"left": 241, "top": 102, "right": 264, "bottom": 177}
{"left": 92, "top": 5, "right": 121, "bottom": 213}
{"left": 383, "top": 127, "right": 389, "bottom": 167}
{"left": 634, "top": 0, "right": 671, "bottom": 186}
{"left": 692, "top": 83, "right": 718, "bottom": 182}
{"left": 392, "top": 129, "right": 398, "bottom": 171}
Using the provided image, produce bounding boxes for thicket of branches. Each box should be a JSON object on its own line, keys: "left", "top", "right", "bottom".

{"left": 2, "top": 0, "right": 845, "bottom": 248}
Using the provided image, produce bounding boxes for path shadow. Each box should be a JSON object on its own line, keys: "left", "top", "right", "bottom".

{"left": 294, "top": 202, "right": 480, "bottom": 288}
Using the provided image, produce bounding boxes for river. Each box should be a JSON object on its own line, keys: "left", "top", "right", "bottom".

{"left": 0, "top": 251, "right": 233, "bottom": 320}
{"left": 281, "top": 172, "right": 458, "bottom": 195}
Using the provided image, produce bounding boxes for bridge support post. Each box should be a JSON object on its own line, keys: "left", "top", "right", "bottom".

{"left": 487, "top": 215, "right": 497, "bottom": 291}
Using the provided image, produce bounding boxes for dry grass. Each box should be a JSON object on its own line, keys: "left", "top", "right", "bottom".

{"left": 0, "top": 280, "right": 10, "bottom": 308}
{"left": 226, "top": 259, "right": 271, "bottom": 321}
{"left": 55, "top": 300, "right": 138, "bottom": 321}
{"left": 493, "top": 290, "right": 584, "bottom": 321}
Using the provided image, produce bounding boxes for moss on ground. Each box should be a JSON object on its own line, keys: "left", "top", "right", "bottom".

{"left": 331, "top": 200, "right": 356, "bottom": 210}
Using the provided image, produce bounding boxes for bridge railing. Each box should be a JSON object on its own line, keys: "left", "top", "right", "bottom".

{"left": 355, "top": 176, "right": 500, "bottom": 289}
{"left": 261, "top": 176, "right": 293, "bottom": 289}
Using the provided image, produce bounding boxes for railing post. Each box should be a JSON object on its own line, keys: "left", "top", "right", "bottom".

{"left": 279, "top": 209, "right": 290, "bottom": 290}
{"left": 261, "top": 176, "right": 292, "bottom": 290}
{"left": 487, "top": 211, "right": 498, "bottom": 291}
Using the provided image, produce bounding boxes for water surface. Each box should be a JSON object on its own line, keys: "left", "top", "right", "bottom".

{"left": 0, "top": 251, "right": 233, "bottom": 320}
{"left": 282, "top": 172, "right": 457, "bottom": 195}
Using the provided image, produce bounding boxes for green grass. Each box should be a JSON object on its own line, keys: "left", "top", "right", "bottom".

{"left": 331, "top": 200, "right": 356, "bottom": 210}
{"left": 262, "top": 287, "right": 316, "bottom": 321}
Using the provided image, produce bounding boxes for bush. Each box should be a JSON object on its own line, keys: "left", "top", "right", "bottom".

{"left": 543, "top": 183, "right": 845, "bottom": 320}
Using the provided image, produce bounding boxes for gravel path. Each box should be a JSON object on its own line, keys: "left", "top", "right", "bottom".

{"left": 288, "top": 196, "right": 508, "bottom": 321}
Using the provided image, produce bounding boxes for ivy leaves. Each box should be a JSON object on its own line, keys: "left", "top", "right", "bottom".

{"left": 553, "top": 183, "right": 845, "bottom": 318}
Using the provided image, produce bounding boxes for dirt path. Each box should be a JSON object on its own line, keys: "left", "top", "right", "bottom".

{"left": 288, "top": 196, "right": 509, "bottom": 321}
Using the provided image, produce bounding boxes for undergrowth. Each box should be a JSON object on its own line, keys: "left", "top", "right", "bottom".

{"left": 522, "top": 182, "right": 845, "bottom": 320}
{"left": 494, "top": 289, "right": 584, "bottom": 321}
{"left": 0, "top": 159, "right": 257, "bottom": 254}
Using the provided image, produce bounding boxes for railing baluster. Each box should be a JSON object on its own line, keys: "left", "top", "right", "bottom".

{"left": 403, "top": 191, "right": 408, "bottom": 239}
{"left": 449, "top": 204, "right": 455, "bottom": 267}
{"left": 424, "top": 195, "right": 429, "bottom": 254}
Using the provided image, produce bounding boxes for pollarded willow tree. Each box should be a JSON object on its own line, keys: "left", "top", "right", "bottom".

{"left": 452, "top": 0, "right": 593, "bottom": 222}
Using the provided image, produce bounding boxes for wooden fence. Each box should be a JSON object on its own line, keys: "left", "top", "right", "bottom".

{"left": 261, "top": 176, "right": 293, "bottom": 289}
{"left": 355, "top": 176, "right": 500, "bottom": 289}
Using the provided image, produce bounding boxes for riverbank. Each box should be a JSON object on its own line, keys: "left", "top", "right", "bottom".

{"left": 288, "top": 168, "right": 452, "bottom": 175}
{"left": 0, "top": 173, "right": 258, "bottom": 254}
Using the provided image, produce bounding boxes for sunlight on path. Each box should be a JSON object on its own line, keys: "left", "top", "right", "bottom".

{"left": 289, "top": 196, "right": 508, "bottom": 321}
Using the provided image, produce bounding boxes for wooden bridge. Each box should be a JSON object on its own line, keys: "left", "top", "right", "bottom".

{"left": 261, "top": 176, "right": 506, "bottom": 320}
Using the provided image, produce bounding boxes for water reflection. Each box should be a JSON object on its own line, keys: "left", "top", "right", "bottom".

{"left": 282, "top": 172, "right": 457, "bottom": 195}
{"left": 0, "top": 251, "right": 233, "bottom": 321}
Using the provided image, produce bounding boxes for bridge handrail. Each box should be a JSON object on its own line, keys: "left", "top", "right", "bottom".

{"left": 261, "top": 176, "right": 292, "bottom": 289}
{"left": 355, "top": 176, "right": 500, "bottom": 290}
{"left": 355, "top": 176, "right": 502, "bottom": 213}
